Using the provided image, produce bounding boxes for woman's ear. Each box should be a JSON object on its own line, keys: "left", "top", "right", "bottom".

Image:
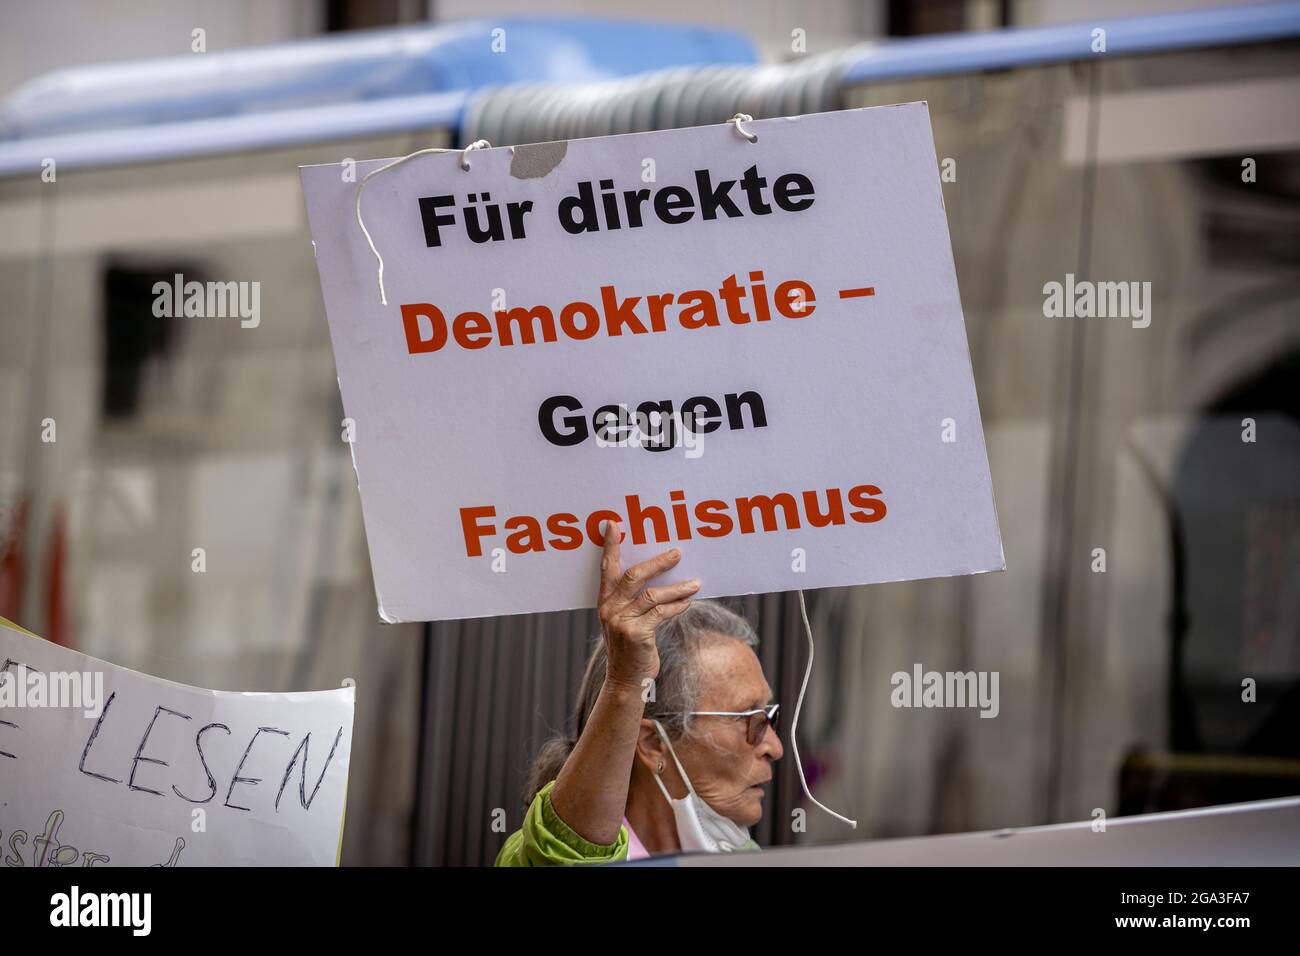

{"left": 635, "top": 718, "right": 667, "bottom": 774}
{"left": 636, "top": 719, "right": 687, "bottom": 798}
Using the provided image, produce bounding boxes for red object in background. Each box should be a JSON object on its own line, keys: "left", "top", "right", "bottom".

{"left": 44, "top": 504, "right": 72, "bottom": 647}
{"left": 0, "top": 495, "right": 27, "bottom": 623}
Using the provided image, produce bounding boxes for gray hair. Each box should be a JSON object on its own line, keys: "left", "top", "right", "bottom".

{"left": 521, "top": 599, "right": 758, "bottom": 807}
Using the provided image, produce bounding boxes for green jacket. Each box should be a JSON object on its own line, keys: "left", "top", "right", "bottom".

{"left": 495, "top": 779, "right": 760, "bottom": 865}
{"left": 495, "top": 780, "right": 629, "bottom": 866}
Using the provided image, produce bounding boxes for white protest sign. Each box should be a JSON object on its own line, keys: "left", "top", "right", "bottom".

{"left": 301, "top": 103, "right": 1003, "bottom": 622}
{"left": 0, "top": 620, "right": 353, "bottom": 866}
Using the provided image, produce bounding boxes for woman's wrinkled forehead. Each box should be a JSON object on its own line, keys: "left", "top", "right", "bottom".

{"left": 693, "top": 637, "right": 770, "bottom": 711}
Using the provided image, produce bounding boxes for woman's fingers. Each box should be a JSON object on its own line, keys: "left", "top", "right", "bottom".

{"left": 597, "top": 523, "right": 694, "bottom": 642}
{"left": 629, "top": 578, "right": 701, "bottom": 618}
{"left": 597, "top": 519, "right": 624, "bottom": 603}
{"left": 611, "top": 546, "right": 683, "bottom": 603}
{"left": 649, "top": 598, "right": 693, "bottom": 622}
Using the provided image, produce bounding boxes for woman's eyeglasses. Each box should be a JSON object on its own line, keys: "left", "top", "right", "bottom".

{"left": 686, "top": 703, "right": 780, "bottom": 745}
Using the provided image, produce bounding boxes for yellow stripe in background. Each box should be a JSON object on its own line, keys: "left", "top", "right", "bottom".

{"left": 0, "top": 615, "right": 43, "bottom": 639}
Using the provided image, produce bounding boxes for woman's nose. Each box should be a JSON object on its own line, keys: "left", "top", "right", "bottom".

{"left": 759, "top": 726, "right": 784, "bottom": 760}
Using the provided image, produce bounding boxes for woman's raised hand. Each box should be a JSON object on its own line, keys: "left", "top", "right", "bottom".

{"left": 597, "top": 519, "right": 699, "bottom": 691}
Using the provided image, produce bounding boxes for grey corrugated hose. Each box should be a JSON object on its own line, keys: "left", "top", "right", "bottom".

{"left": 460, "top": 48, "right": 862, "bottom": 148}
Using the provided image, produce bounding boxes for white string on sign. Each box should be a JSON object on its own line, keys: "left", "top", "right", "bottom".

{"left": 730, "top": 112, "right": 759, "bottom": 143}
{"left": 792, "top": 589, "right": 859, "bottom": 829}
{"left": 353, "top": 139, "right": 492, "bottom": 306}
{"left": 732, "top": 112, "right": 854, "bottom": 829}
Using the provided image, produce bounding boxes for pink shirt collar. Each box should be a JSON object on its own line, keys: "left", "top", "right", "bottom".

{"left": 623, "top": 816, "right": 650, "bottom": 860}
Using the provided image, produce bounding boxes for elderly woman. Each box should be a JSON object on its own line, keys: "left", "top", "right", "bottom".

{"left": 496, "top": 519, "right": 783, "bottom": 864}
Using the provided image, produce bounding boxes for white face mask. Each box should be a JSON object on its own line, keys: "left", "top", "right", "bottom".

{"left": 650, "top": 720, "right": 751, "bottom": 853}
